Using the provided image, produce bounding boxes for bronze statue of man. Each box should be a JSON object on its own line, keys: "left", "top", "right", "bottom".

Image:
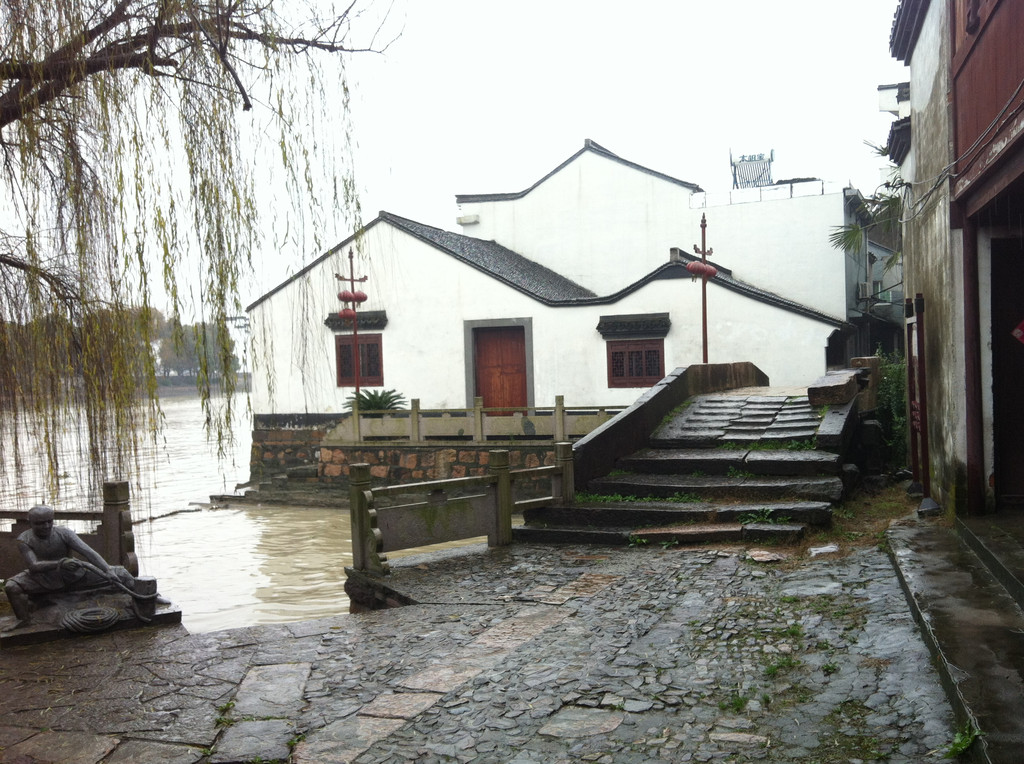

{"left": 5, "top": 504, "right": 137, "bottom": 626}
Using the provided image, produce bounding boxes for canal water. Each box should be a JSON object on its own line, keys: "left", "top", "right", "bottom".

{"left": 2, "top": 395, "right": 359, "bottom": 633}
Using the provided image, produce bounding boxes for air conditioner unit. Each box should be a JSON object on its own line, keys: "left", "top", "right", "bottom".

{"left": 857, "top": 282, "right": 872, "bottom": 300}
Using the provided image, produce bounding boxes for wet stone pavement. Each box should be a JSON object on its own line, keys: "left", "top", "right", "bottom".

{"left": 0, "top": 543, "right": 954, "bottom": 763}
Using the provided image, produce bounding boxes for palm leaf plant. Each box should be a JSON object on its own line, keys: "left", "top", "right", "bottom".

{"left": 345, "top": 389, "right": 407, "bottom": 412}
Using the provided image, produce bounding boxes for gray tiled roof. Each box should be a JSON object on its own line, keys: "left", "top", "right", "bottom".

{"left": 247, "top": 211, "right": 845, "bottom": 331}
{"left": 381, "top": 212, "right": 597, "bottom": 303}
{"left": 612, "top": 256, "right": 847, "bottom": 328}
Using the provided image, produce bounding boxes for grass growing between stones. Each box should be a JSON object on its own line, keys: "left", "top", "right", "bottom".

{"left": 575, "top": 491, "right": 702, "bottom": 504}
{"left": 815, "top": 700, "right": 892, "bottom": 761}
{"left": 798, "top": 480, "right": 918, "bottom": 557}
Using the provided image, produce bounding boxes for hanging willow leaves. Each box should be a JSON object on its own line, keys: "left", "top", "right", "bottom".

{"left": 0, "top": 1, "right": 383, "bottom": 503}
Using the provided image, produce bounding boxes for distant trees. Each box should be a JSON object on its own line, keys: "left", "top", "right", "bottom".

{"left": 156, "top": 319, "right": 239, "bottom": 380}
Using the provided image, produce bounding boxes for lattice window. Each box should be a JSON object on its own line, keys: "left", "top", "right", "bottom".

{"left": 607, "top": 339, "right": 664, "bottom": 388}
{"left": 336, "top": 334, "right": 384, "bottom": 387}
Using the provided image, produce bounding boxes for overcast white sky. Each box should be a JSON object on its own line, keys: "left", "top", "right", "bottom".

{"left": 347, "top": 2, "right": 905, "bottom": 220}
{"left": 248, "top": 0, "right": 909, "bottom": 299}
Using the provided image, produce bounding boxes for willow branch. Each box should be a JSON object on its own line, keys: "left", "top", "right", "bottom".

{"left": 0, "top": 251, "right": 81, "bottom": 308}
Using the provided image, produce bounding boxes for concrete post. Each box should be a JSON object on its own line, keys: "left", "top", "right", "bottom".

{"left": 554, "top": 395, "right": 565, "bottom": 441}
{"left": 352, "top": 399, "right": 362, "bottom": 443}
{"left": 474, "top": 396, "right": 484, "bottom": 442}
{"left": 102, "top": 481, "right": 136, "bottom": 573}
{"left": 554, "top": 442, "right": 575, "bottom": 505}
{"left": 410, "top": 398, "right": 422, "bottom": 443}
{"left": 348, "top": 463, "right": 371, "bottom": 571}
{"left": 489, "top": 450, "right": 512, "bottom": 547}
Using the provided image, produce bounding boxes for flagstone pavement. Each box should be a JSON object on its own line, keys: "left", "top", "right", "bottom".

{"left": 0, "top": 541, "right": 955, "bottom": 763}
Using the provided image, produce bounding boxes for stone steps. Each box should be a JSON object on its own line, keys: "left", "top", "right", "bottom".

{"left": 586, "top": 472, "right": 844, "bottom": 505}
{"left": 517, "top": 389, "right": 853, "bottom": 547}
{"left": 617, "top": 447, "right": 841, "bottom": 476}
{"left": 512, "top": 521, "right": 807, "bottom": 547}
{"left": 521, "top": 500, "right": 832, "bottom": 529}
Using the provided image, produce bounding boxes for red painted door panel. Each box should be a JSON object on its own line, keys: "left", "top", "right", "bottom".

{"left": 474, "top": 327, "right": 527, "bottom": 410}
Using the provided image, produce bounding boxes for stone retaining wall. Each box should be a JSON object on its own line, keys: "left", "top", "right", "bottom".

{"left": 319, "top": 444, "right": 556, "bottom": 493}
{"left": 251, "top": 414, "right": 347, "bottom": 481}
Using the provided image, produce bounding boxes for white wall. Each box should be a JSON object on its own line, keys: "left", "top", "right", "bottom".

{"left": 249, "top": 220, "right": 837, "bottom": 415}
{"left": 457, "top": 150, "right": 694, "bottom": 292}
{"left": 458, "top": 149, "right": 855, "bottom": 321}
{"left": 899, "top": 0, "right": 971, "bottom": 508}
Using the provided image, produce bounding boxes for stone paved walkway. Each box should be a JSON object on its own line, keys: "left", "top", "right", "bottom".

{"left": 0, "top": 542, "right": 955, "bottom": 763}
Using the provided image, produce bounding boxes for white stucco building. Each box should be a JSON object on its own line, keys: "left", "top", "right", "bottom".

{"left": 247, "top": 140, "right": 889, "bottom": 417}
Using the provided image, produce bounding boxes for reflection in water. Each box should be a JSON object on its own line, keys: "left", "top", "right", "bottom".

{"left": 4, "top": 394, "right": 482, "bottom": 634}
{"left": 4, "top": 394, "right": 359, "bottom": 633}
{"left": 138, "top": 505, "right": 353, "bottom": 634}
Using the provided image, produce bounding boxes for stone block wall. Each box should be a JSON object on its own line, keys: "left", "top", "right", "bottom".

{"left": 319, "top": 445, "right": 557, "bottom": 494}
{"left": 251, "top": 414, "right": 347, "bottom": 481}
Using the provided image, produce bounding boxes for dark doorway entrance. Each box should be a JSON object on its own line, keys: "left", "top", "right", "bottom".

{"left": 473, "top": 326, "right": 527, "bottom": 410}
{"left": 991, "top": 237, "right": 1024, "bottom": 509}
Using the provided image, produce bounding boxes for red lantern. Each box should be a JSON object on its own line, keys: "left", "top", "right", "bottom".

{"left": 686, "top": 261, "right": 717, "bottom": 280}
{"left": 338, "top": 290, "right": 355, "bottom": 303}
{"left": 352, "top": 290, "right": 368, "bottom": 303}
{"left": 338, "top": 308, "right": 357, "bottom": 319}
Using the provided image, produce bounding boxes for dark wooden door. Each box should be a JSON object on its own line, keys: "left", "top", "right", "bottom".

{"left": 992, "top": 237, "right": 1024, "bottom": 509}
{"left": 473, "top": 327, "right": 527, "bottom": 410}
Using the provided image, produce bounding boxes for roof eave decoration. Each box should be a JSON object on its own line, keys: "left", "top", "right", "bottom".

{"left": 324, "top": 310, "right": 388, "bottom": 332}
{"left": 888, "top": 117, "right": 911, "bottom": 165}
{"left": 597, "top": 313, "right": 672, "bottom": 339}
{"left": 890, "top": 0, "right": 930, "bottom": 62}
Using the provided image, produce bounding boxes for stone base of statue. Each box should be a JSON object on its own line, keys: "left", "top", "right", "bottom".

{"left": 0, "top": 577, "right": 182, "bottom": 648}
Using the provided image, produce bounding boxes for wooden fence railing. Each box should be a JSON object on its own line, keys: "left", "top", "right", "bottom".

{"left": 326, "top": 396, "right": 620, "bottom": 444}
{"left": 347, "top": 442, "right": 574, "bottom": 577}
{"left": 0, "top": 481, "right": 139, "bottom": 580}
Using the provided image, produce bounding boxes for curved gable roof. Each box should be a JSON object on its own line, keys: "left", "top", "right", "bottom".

{"left": 245, "top": 211, "right": 596, "bottom": 312}
{"left": 455, "top": 139, "right": 703, "bottom": 204}
{"left": 608, "top": 257, "right": 847, "bottom": 329}
{"left": 247, "top": 212, "right": 844, "bottom": 330}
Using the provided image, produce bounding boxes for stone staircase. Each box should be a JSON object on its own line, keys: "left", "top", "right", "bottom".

{"left": 514, "top": 391, "right": 852, "bottom": 547}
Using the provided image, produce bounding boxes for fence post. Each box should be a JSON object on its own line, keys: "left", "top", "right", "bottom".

{"left": 553, "top": 442, "right": 575, "bottom": 505}
{"left": 349, "top": 464, "right": 371, "bottom": 571}
{"left": 352, "top": 399, "right": 363, "bottom": 443}
{"left": 474, "top": 396, "right": 485, "bottom": 442}
{"left": 489, "top": 450, "right": 512, "bottom": 546}
{"left": 554, "top": 395, "right": 565, "bottom": 441}
{"left": 102, "top": 481, "right": 138, "bottom": 575}
{"left": 410, "top": 398, "right": 422, "bottom": 443}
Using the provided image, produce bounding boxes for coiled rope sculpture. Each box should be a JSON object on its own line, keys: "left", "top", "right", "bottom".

{"left": 57, "top": 558, "right": 162, "bottom": 630}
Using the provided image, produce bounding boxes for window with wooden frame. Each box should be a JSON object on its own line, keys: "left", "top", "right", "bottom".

{"left": 335, "top": 334, "right": 384, "bottom": 387}
{"left": 606, "top": 339, "right": 664, "bottom": 388}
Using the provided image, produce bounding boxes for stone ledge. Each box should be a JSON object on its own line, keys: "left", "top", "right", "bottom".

{"left": 807, "top": 369, "right": 860, "bottom": 406}
{"left": 1, "top": 588, "right": 181, "bottom": 648}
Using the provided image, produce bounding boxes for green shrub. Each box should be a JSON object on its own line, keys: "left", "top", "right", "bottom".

{"left": 876, "top": 349, "right": 907, "bottom": 470}
{"left": 345, "top": 389, "right": 407, "bottom": 412}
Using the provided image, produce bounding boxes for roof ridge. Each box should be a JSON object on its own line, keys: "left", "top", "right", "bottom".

{"left": 455, "top": 140, "right": 703, "bottom": 204}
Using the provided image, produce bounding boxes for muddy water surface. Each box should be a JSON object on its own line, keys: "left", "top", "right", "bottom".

{"left": 3, "top": 395, "right": 358, "bottom": 633}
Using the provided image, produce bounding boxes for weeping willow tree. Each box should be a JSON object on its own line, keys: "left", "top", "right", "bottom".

{"left": 0, "top": 1, "right": 384, "bottom": 505}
